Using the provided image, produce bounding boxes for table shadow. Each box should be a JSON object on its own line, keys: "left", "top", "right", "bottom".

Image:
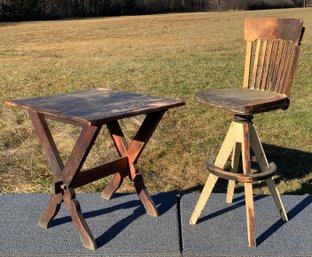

{"left": 50, "top": 192, "right": 177, "bottom": 248}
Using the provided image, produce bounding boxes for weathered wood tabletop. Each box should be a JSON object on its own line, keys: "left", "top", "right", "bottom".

{"left": 4, "top": 88, "right": 185, "bottom": 126}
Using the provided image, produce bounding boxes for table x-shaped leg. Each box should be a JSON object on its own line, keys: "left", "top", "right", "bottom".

{"left": 28, "top": 110, "right": 166, "bottom": 250}
{"left": 29, "top": 110, "right": 101, "bottom": 250}
{"left": 102, "top": 111, "right": 166, "bottom": 218}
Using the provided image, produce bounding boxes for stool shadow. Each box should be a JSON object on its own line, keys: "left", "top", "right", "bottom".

{"left": 197, "top": 194, "right": 267, "bottom": 224}
{"left": 194, "top": 193, "right": 312, "bottom": 246}
{"left": 262, "top": 143, "right": 312, "bottom": 193}
{"left": 51, "top": 192, "right": 177, "bottom": 248}
{"left": 257, "top": 195, "right": 312, "bottom": 246}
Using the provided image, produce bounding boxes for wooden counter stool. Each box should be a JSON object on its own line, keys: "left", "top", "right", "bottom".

{"left": 189, "top": 18, "right": 304, "bottom": 247}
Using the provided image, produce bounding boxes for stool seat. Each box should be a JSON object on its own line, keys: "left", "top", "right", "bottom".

{"left": 196, "top": 88, "right": 289, "bottom": 115}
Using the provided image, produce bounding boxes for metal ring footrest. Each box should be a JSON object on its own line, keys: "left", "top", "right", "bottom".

{"left": 207, "top": 156, "right": 277, "bottom": 183}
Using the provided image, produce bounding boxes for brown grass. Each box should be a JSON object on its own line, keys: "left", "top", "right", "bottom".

{"left": 0, "top": 8, "right": 312, "bottom": 194}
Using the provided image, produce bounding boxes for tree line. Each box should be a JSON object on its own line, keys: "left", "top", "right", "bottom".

{"left": 0, "top": 0, "right": 306, "bottom": 21}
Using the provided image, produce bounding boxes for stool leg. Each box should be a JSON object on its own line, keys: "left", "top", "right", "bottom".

{"left": 226, "top": 142, "right": 241, "bottom": 204}
{"left": 214, "top": 122, "right": 235, "bottom": 168}
{"left": 242, "top": 123, "right": 256, "bottom": 247}
{"left": 249, "top": 125, "right": 288, "bottom": 222}
{"left": 266, "top": 178, "right": 288, "bottom": 221}
{"left": 189, "top": 173, "right": 218, "bottom": 225}
{"left": 190, "top": 123, "right": 235, "bottom": 225}
{"left": 244, "top": 182, "right": 256, "bottom": 247}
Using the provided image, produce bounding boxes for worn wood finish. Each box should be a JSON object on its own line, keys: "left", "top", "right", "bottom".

{"left": 196, "top": 88, "right": 288, "bottom": 115}
{"left": 243, "top": 41, "right": 253, "bottom": 88}
{"left": 29, "top": 111, "right": 99, "bottom": 249}
{"left": 28, "top": 111, "right": 64, "bottom": 182}
{"left": 266, "top": 178, "right": 288, "bottom": 222}
{"left": 104, "top": 111, "right": 165, "bottom": 217}
{"left": 101, "top": 172, "right": 125, "bottom": 200}
{"left": 38, "top": 191, "right": 63, "bottom": 229}
{"left": 226, "top": 142, "right": 241, "bottom": 203}
{"left": 244, "top": 182, "right": 256, "bottom": 247}
{"left": 5, "top": 88, "right": 184, "bottom": 250}
{"left": 245, "top": 18, "right": 303, "bottom": 43}
{"left": 241, "top": 122, "right": 256, "bottom": 247}
{"left": 245, "top": 19, "right": 304, "bottom": 99}
{"left": 63, "top": 187, "right": 97, "bottom": 250}
{"left": 261, "top": 41, "right": 273, "bottom": 91}
{"left": 65, "top": 125, "right": 102, "bottom": 187}
{"left": 190, "top": 117, "right": 287, "bottom": 247}
{"left": 132, "top": 165, "right": 159, "bottom": 218}
{"left": 4, "top": 88, "right": 185, "bottom": 126}
{"left": 197, "top": 18, "right": 304, "bottom": 116}
{"left": 208, "top": 161, "right": 252, "bottom": 183}
{"left": 126, "top": 111, "right": 165, "bottom": 168}
{"left": 189, "top": 173, "right": 218, "bottom": 225}
{"left": 70, "top": 157, "right": 129, "bottom": 189}
{"left": 102, "top": 121, "right": 130, "bottom": 199}
{"left": 249, "top": 125, "right": 270, "bottom": 171}
{"left": 214, "top": 123, "right": 235, "bottom": 168}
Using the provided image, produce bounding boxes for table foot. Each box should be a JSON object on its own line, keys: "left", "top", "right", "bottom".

{"left": 39, "top": 192, "right": 63, "bottom": 229}
{"left": 133, "top": 174, "right": 159, "bottom": 217}
{"left": 64, "top": 187, "right": 97, "bottom": 250}
{"left": 101, "top": 172, "right": 124, "bottom": 200}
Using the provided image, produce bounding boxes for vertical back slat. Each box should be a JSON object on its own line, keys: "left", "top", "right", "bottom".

{"left": 278, "top": 42, "right": 294, "bottom": 94}
{"left": 275, "top": 41, "right": 291, "bottom": 93}
{"left": 261, "top": 41, "right": 273, "bottom": 90}
{"left": 243, "top": 18, "right": 304, "bottom": 99}
{"left": 269, "top": 40, "right": 285, "bottom": 91}
{"left": 283, "top": 46, "right": 300, "bottom": 97}
{"left": 255, "top": 40, "right": 268, "bottom": 90}
{"left": 266, "top": 41, "right": 278, "bottom": 90}
{"left": 243, "top": 41, "right": 253, "bottom": 88}
{"left": 250, "top": 40, "right": 261, "bottom": 89}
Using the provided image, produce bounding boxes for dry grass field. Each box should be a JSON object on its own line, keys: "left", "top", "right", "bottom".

{"left": 0, "top": 8, "right": 311, "bottom": 195}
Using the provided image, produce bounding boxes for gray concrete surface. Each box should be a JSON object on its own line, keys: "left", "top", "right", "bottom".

{"left": 0, "top": 192, "right": 181, "bottom": 257}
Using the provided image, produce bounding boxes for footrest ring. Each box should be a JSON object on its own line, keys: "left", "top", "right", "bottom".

{"left": 207, "top": 156, "right": 277, "bottom": 183}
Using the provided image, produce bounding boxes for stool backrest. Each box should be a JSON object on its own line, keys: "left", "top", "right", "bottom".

{"left": 243, "top": 18, "right": 304, "bottom": 98}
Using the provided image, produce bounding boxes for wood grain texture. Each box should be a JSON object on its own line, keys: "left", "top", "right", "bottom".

{"left": 70, "top": 157, "right": 129, "bottom": 188}
{"left": 261, "top": 40, "right": 273, "bottom": 90}
{"left": 226, "top": 142, "right": 241, "bottom": 203}
{"left": 3, "top": 88, "right": 185, "bottom": 126}
{"left": 245, "top": 18, "right": 303, "bottom": 43}
{"left": 196, "top": 88, "right": 288, "bottom": 115}
{"left": 28, "top": 111, "right": 64, "bottom": 182}
{"left": 265, "top": 178, "right": 288, "bottom": 222}
{"left": 243, "top": 18, "right": 304, "bottom": 100}
{"left": 255, "top": 40, "right": 268, "bottom": 90}
{"left": 251, "top": 39, "right": 262, "bottom": 90}
{"left": 189, "top": 173, "right": 218, "bottom": 225}
{"left": 244, "top": 182, "right": 256, "bottom": 247}
{"left": 243, "top": 41, "right": 253, "bottom": 88}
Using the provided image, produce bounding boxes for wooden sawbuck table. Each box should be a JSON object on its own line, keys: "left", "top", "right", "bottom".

{"left": 4, "top": 88, "right": 185, "bottom": 250}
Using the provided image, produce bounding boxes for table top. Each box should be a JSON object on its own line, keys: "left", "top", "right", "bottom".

{"left": 3, "top": 88, "right": 185, "bottom": 126}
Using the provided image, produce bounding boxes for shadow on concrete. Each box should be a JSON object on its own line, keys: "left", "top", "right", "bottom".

{"left": 51, "top": 192, "right": 177, "bottom": 248}
{"left": 196, "top": 194, "right": 267, "bottom": 224}
{"left": 257, "top": 195, "right": 312, "bottom": 246}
